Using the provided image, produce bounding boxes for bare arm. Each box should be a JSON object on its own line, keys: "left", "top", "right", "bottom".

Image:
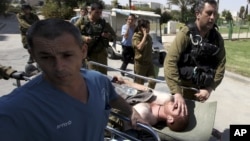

{"left": 110, "top": 96, "right": 149, "bottom": 128}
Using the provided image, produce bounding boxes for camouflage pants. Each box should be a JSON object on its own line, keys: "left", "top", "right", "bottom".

{"left": 21, "top": 35, "right": 28, "bottom": 49}
{"left": 87, "top": 49, "right": 108, "bottom": 75}
{"left": 134, "top": 61, "right": 156, "bottom": 89}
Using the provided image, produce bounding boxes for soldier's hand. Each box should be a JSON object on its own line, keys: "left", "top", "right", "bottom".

{"left": 194, "top": 88, "right": 212, "bottom": 102}
{"left": 101, "top": 32, "right": 110, "bottom": 39}
{"left": 10, "top": 71, "right": 28, "bottom": 80}
{"left": 84, "top": 36, "right": 92, "bottom": 43}
{"left": 173, "top": 93, "right": 188, "bottom": 117}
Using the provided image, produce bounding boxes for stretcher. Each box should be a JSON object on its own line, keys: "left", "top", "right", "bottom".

{"left": 12, "top": 62, "right": 218, "bottom": 141}
{"left": 88, "top": 61, "right": 218, "bottom": 141}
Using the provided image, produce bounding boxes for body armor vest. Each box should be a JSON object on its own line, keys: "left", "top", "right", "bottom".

{"left": 178, "top": 23, "right": 221, "bottom": 88}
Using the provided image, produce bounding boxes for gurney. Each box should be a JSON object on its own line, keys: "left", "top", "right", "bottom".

{"left": 88, "top": 61, "right": 218, "bottom": 141}
{"left": 12, "top": 62, "right": 217, "bottom": 141}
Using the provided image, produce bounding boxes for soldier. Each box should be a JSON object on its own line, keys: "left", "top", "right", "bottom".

{"left": 75, "top": 2, "right": 116, "bottom": 75}
{"left": 16, "top": 4, "right": 40, "bottom": 64}
{"left": 132, "top": 19, "right": 156, "bottom": 89}
{"left": 164, "top": 0, "right": 226, "bottom": 117}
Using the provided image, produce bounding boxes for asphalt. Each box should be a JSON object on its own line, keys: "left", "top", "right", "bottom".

{"left": 1, "top": 14, "right": 250, "bottom": 141}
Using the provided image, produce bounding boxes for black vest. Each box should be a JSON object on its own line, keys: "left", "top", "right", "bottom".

{"left": 178, "top": 23, "right": 221, "bottom": 88}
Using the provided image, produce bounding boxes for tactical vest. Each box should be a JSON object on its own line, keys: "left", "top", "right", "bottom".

{"left": 178, "top": 23, "right": 221, "bottom": 88}
{"left": 81, "top": 17, "right": 108, "bottom": 55}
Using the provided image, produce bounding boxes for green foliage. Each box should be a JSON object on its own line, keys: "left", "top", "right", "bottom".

{"left": 41, "top": 1, "right": 74, "bottom": 19}
{"left": 6, "top": 5, "right": 21, "bottom": 14}
{"left": 160, "top": 11, "right": 172, "bottom": 24}
{"left": 167, "top": 0, "right": 196, "bottom": 22}
{"left": 222, "top": 10, "right": 233, "bottom": 21}
{"left": 170, "top": 10, "right": 181, "bottom": 21}
{"left": 0, "top": 0, "right": 11, "bottom": 15}
{"left": 153, "top": 8, "right": 172, "bottom": 25}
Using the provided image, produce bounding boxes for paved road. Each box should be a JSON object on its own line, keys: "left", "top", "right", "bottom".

{"left": 1, "top": 15, "right": 250, "bottom": 141}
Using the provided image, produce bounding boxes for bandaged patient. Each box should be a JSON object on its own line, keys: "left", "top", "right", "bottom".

{"left": 111, "top": 76, "right": 189, "bottom": 132}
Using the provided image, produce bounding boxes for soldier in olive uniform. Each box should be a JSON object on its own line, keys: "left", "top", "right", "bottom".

{"left": 164, "top": 0, "right": 226, "bottom": 117}
{"left": 17, "top": 4, "right": 39, "bottom": 64}
{"left": 132, "top": 19, "right": 156, "bottom": 89}
{"left": 75, "top": 2, "right": 116, "bottom": 75}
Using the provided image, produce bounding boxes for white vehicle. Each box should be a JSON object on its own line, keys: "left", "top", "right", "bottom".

{"left": 103, "top": 8, "right": 166, "bottom": 65}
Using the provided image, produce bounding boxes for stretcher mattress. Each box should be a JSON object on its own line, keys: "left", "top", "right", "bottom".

{"left": 153, "top": 99, "right": 217, "bottom": 141}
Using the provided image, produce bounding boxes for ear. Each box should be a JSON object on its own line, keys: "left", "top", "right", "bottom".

{"left": 196, "top": 12, "right": 200, "bottom": 20}
{"left": 81, "top": 43, "right": 88, "bottom": 59}
{"left": 166, "top": 115, "right": 174, "bottom": 124}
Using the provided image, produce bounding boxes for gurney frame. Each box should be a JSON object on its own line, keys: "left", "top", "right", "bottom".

{"left": 88, "top": 61, "right": 218, "bottom": 141}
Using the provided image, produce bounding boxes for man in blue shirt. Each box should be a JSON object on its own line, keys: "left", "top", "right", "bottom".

{"left": 120, "top": 14, "right": 136, "bottom": 76}
{"left": 0, "top": 18, "right": 147, "bottom": 141}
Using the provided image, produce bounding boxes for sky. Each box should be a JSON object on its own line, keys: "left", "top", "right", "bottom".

{"left": 103, "top": 0, "right": 249, "bottom": 15}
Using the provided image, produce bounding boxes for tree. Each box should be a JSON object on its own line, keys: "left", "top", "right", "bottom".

{"left": 0, "top": 0, "right": 11, "bottom": 15}
{"left": 221, "top": 10, "right": 233, "bottom": 21}
{"left": 167, "top": 0, "right": 196, "bottom": 22}
{"left": 239, "top": 6, "right": 245, "bottom": 19}
{"left": 41, "top": 0, "right": 105, "bottom": 19}
{"left": 154, "top": 8, "right": 172, "bottom": 25}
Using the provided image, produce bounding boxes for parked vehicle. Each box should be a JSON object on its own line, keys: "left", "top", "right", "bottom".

{"left": 103, "top": 8, "right": 166, "bottom": 65}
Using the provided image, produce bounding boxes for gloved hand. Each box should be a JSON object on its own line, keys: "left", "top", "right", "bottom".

{"left": 10, "top": 71, "right": 28, "bottom": 80}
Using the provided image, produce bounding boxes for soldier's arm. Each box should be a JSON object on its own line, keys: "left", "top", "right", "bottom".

{"left": 105, "top": 22, "right": 116, "bottom": 41}
{"left": 0, "top": 64, "right": 17, "bottom": 80}
{"left": 211, "top": 34, "right": 226, "bottom": 90}
{"left": 16, "top": 13, "right": 31, "bottom": 28}
{"left": 74, "top": 17, "right": 89, "bottom": 41}
{"left": 164, "top": 26, "right": 190, "bottom": 94}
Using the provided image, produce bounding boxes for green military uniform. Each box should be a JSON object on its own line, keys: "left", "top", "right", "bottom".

{"left": 75, "top": 16, "right": 116, "bottom": 75}
{"left": 164, "top": 25, "right": 226, "bottom": 100}
{"left": 16, "top": 12, "right": 39, "bottom": 49}
{"left": 132, "top": 32, "right": 156, "bottom": 89}
{"left": 0, "top": 64, "right": 16, "bottom": 80}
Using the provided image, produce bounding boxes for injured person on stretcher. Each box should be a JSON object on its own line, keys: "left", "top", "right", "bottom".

{"left": 111, "top": 76, "right": 189, "bottom": 132}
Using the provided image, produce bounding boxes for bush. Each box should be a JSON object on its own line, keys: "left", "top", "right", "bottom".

{"left": 41, "top": 1, "right": 74, "bottom": 20}
{"left": 6, "top": 5, "right": 21, "bottom": 14}
{"left": 0, "top": 0, "right": 11, "bottom": 15}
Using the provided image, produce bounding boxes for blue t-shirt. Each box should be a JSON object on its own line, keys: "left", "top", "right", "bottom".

{"left": 121, "top": 24, "right": 134, "bottom": 46}
{"left": 0, "top": 69, "right": 118, "bottom": 141}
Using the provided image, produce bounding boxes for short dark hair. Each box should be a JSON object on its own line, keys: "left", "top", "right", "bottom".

{"left": 167, "top": 114, "right": 189, "bottom": 132}
{"left": 134, "top": 19, "right": 150, "bottom": 32}
{"left": 90, "top": 1, "right": 104, "bottom": 10}
{"left": 195, "top": 0, "right": 218, "bottom": 13}
{"left": 129, "top": 14, "right": 136, "bottom": 19}
{"left": 21, "top": 4, "right": 32, "bottom": 10}
{"left": 27, "top": 18, "right": 84, "bottom": 49}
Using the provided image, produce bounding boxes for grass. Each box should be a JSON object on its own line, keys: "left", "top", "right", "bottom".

{"left": 218, "top": 26, "right": 250, "bottom": 34}
{"left": 224, "top": 39, "right": 250, "bottom": 77}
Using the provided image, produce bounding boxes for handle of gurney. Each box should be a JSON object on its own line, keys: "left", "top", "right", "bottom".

{"left": 110, "top": 111, "right": 161, "bottom": 141}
